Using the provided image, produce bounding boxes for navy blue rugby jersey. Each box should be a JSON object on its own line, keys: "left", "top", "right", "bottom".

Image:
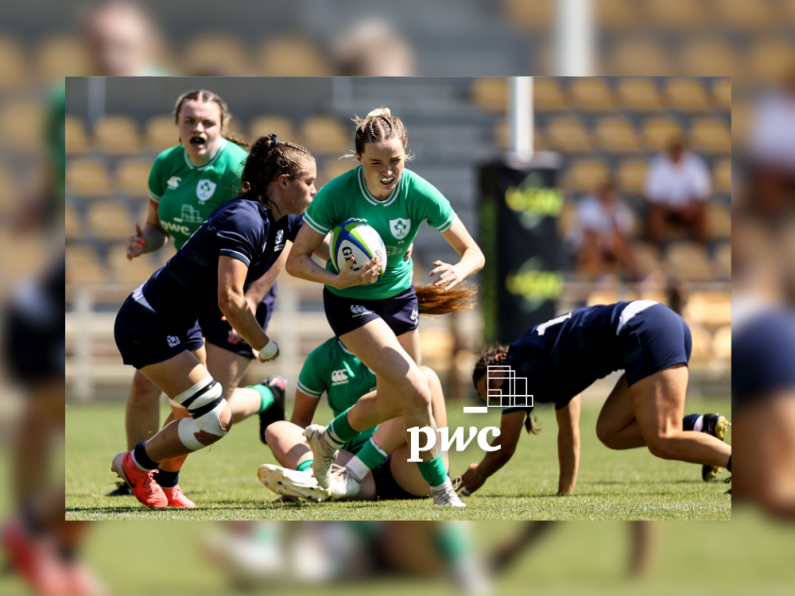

{"left": 732, "top": 304, "right": 795, "bottom": 409}
{"left": 140, "top": 195, "right": 303, "bottom": 326}
{"left": 502, "top": 302, "right": 635, "bottom": 410}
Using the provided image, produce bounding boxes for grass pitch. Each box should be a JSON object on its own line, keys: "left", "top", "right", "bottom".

{"left": 65, "top": 398, "right": 731, "bottom": 521}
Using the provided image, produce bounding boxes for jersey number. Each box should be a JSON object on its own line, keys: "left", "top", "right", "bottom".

{"left": 536, "top": 312, "right": 572, "bottom": 336}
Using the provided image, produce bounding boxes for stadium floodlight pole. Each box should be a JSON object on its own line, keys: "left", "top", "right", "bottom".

{"left": 507, "top": 77, "right": 532, "bottom": 161}
{"left": 555, "top": 0, "right": 595, "bottom": 76}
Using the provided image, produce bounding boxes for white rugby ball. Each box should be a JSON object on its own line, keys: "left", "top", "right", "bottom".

{"left": 330, "top": 220, "right": 387, "bottom": 284}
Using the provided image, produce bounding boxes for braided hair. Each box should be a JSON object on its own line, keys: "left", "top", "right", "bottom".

{"left": 240, "top": 134, "right": 313, "bottom": 209}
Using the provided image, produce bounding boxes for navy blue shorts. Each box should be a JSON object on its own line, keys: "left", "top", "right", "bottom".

{"left": 114, "top": 296, "right": 204, "bottom": 370}
{"left": 619, "top": 303, "right": 692, "bottom": 387}
{"left": 371, "top": 455, "right": 425, "bottom": 501}
{"left": 4, "top": 309, "right": 64, "bottom": 385}
{"left": 201, "top": 284, "right": 277, "bottom": 358}
{"left": 323, "top": 285, "right": 419, "bottom": 338}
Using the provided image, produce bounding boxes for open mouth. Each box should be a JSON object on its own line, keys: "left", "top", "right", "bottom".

{"left": 380, "top": 176, "right": 395, "bottom": 186}
{"left": 189, "top": 136, "right": 206, "bottom": 149}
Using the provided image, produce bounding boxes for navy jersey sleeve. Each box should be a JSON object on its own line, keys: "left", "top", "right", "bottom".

{"left": 287, "top": 214, "right": 304, "bottom": 242}
{"left": 216, "top": 203, "right": 264, "bottom": 267}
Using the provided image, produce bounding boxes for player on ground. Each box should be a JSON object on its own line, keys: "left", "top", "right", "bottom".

{"left": 461, "top": 301, "right": 731, "bottom": 496}
{"left": 286, "top": 108, "right": 485, "bottom": 507}
{"left": 111, "top": 135, "right": 327, "bottom": 508}
{"left": 110, "top": 90, "right": 286, "bottom": 505}
{"left": 257, "top": 336, "right": 450, "bottom": 502}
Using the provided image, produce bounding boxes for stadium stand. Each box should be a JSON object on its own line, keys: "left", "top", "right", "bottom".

{"left": 714, "top": 0, "right": 775, "bottom": 31}
{"left": 532, "top": 78, "right": 567, "bottom": 112}
{"left": 711, "top": 79, "right": 731, "bottom": 111}
{"left": 86, "top": 202, "right": 132, "bottom": 241}
{"left": 0, "top": 36, "right": 28, "bottom": 89}
{"left": 547, "top": 116, "right": 592, "bottom": 153}
{"left": 35, "top": 35, "right": 88, "bottom": 80}
{"left": 593, "top": 116, "right": 641, "bottom": 153}
{"left": 645, "top": 0, "right": 706, "bottom": 31}
{"left": 608, "top": 38, "right": 673, "bottom": 76}
{"left": 250, "top": 115, "right": 298, "bottom": 144}
{"left": 689, "top": 117, "right": 731, "bottom": 154}
{"left": 66, "top": 159, "right": 112, "bottom": 198}
{"left": 616, "top": 78, "right": 664, "bottom": 112}
{"left": 94, "top": 115, "right": 141, "bottom": 155}
{"left": 65, "top": 203, "right": 82, "bottom": 240}
{"left": 145, "top": 115, "right": 178, "bottom": 152}
{"left": 570, "top": 78, "right": 615, "bottom": 113}
{"left": 500, "top": 0, "right": 553, "bottom": 31}
{"left": 564, "top": 158, "right": 610, "bottom": 193}
{"left": 0, "top": 100, "right": 43, "bottom": 154}
{"left": 183, "top": 35, "right": 250, "bottom": 76}
{"left": 116, "top": 159, "right": 152, "bottom": 198}
{"left": 471, "top": 77, "right": 508, "bottom": 113}
{"left": 299, "top": 115, "right": 350, "bottom": 156}
{"left": 665, "top": 78, "right": 711, "bottom": 112}
{"left": 616, "top": 158, "right": 648, "bottom": 197}
{"left": 65, "top": 116, "right": 90, "bottom": 154}
{"left": 679, "top": 39, "right": 736, "bottom": 77}
{"left": 595, "top": 0, "right": 639, "bottom": 31}
{"left": 256, "top": 36, "right": 331, "bottom": 76}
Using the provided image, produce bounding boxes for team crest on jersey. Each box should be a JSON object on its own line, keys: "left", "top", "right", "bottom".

{"left": 389, "top": 218, "right": 411, "bottom": 240}
{"left": 275, "top": 230, "right": 284, "bottom": 246}
{"left": 331, "top": 370, "right": 349, "bottom": 385}
{"left": 166, "top": 335, "right": 180, "bottom": 348}
{"left": 167, "top": 176, "right": 181, "bottom": 190}
{"left": 196, "top": 179, "right": 217, "bottom": 202}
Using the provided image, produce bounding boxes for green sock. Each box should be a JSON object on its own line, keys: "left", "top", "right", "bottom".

{"left": 296, "top": 459, "right": 313, "bottom": 472}
{"left": 417, "top": 452, "right": 448, "bottom": 489}
{"left": 435, "top": 523, "right": 470, "bottom": 563}
{"left": 346, "top": 438, "right": 387, "bottom": 482}
{"left": 252, "top": 522, "right": 280, "bottom": 546}
{"left": 247, "top": 384, "right": 274, "bottom": 413}
{"left": 327, "top": 407, "right": 358, "bottom": 449}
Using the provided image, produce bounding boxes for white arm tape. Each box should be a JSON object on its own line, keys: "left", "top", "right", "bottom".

{"left": 258, "top": 339, "right": 279, "bottom": 362}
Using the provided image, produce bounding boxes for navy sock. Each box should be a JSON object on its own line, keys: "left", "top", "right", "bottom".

{"left": 132, "top": 441, "right": 159, "bottom": 471}
{"left": 682, "top": 413, "right": 701, "bottom": 432}
{"left": 727, "top": 456, "right": 731, "bottom": 473}
{"left": 155, "top": 470, "right": 180, "bottom": 488}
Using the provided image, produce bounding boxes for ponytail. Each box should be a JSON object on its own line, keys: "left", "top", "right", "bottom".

{"left": 415, "top": 283, "right": 477, "bottom": 316}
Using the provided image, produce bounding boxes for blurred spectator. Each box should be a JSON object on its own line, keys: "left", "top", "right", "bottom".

{"left": 644, "top": 138, "right": 710, "bottom": 249}
{"left": 568, "top": 180, "right": 638, "bottom": 280}
{"left": 331, "top": 19, "right": 415, "bottom": 76}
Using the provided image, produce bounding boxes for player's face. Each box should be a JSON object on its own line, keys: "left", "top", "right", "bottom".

{"left": 356, "top": 138, "right": 405, "bottom": 200}
{"left": 282, "top": 158, "right": 318, "bottom": 214}
{"left": 178, "top": 101, "right": 223, "bottom": 164}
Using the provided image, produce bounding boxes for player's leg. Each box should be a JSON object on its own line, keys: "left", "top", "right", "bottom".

{"left": 124, "top": 370, "right": 162, "bottom": 449}
{"left": 264, "top": 421, "right": 314, "bottom": 470}
{"left": 595, "top": 374, "right": 646, "bottom": 450}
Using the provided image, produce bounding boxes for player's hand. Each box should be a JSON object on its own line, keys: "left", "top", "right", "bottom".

{"left": 403, "top": 243, "right": 414, "bottom": 261}
{"left": 335, "top": 256, "right": 381, "bottom": 289}
{"left": 221, "top": 315, "right": 243, "bottom": 345}
{"left": 127, "top": 223, "right": 146, "bottom": 260}
{"left": 455, "top": 463, "right": 484, "bottom": 496}
{"left": 254, "top": 340, "right": 280, "bottom": 362}
{"left": 429, "top": 260, "right": 462, "bottom": 291}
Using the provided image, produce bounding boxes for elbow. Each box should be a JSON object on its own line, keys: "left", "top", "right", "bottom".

{"left": 285, "top": 254, "right": 299, "bottom": 277}
{"left": 217, "top": 291, "right": 236, "bottom": 314}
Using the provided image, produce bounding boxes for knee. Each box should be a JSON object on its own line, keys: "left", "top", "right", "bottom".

{"left": 403, "top": 377, "right": 432, "bottom": 412}
{"left": 595, "top": 418, "right": 614, "bottom": 449}
{"left": 130, "top": 372, "right": 161, "bottom": 404}
{"left": 646, "top": 434, "right": 675, "bottom": 460}
{"left": 264, "top": 420, "right": 288, "bottom": 446}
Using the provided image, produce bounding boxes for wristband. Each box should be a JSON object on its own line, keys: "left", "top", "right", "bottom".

{"left": 258, "top": 339, "right": 279, "bottom": 362}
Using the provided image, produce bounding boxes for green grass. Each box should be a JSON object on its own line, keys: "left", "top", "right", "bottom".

{"left": 65, "top": 397, "right": 731, "bottom": 521}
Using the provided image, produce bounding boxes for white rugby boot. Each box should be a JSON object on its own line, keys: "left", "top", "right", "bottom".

{"left": 327, "top": 464, "right": 362, "bottom": 500}
{"left": 257, "top": 464, "right": 330, "bottom": 502}
{"left": 430, "top": 479, "right": 467, "bottom": 507}
{"left": 302, "top": 424, "right": 338, "bottom": 489}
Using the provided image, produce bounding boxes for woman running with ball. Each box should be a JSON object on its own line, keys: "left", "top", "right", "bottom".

{"left": 287, "top": 108, "right": 485, "bottom": 507}
{"left": 111, "top": 135, "right": 325, "bottom": 509}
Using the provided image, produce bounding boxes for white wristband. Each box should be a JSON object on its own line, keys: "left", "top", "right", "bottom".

{"left": 258, "top": 339, "right": 279, "bottom": 362}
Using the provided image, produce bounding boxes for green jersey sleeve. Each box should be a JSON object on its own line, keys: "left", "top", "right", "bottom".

{"left": 303, "top": 174, "right": 347, "bottom": 235}
{"left": 296, "top": 343, "right": 330, "bottom": 398}
{"left": 147, "top": 149, "right": 172, "bottom": 203}
{"left": 410, "top": 171, "right": 457, "bottom": 232}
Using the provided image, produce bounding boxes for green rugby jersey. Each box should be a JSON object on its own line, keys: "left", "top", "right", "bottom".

{"left": 296, "top": 337, "right": 378, "bottom": 454}
{"left": 304, "top": 167, "right": 456, "bottom": 299}
{"left": 147, "top": 139, "right": 248, "bottom": 248}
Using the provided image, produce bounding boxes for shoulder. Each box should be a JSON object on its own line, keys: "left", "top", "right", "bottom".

{"left": 221, "top": 140, "right": 250, "bottom": 164}
{"left": 152, "top": 146, "right": 184, "bottom": 169}
{"left": 404, "top": 169, "right": 444, "bottom": 198}
{"left": 306, "top": 338, "right": 337, "bottom": 368}
{"left": 214, "top": 196, "right": 261, "bottom": 226}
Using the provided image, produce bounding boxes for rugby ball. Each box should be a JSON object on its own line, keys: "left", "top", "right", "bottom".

{"left": 330, "top": 220, "right": 387, "bottom": 283}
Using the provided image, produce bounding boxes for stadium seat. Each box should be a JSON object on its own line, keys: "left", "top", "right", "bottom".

{"left": 689, "top": 118, "right": 731, "bottom": 154}
{"left": 501, "top": 0, "right": 553, "bottom": 31}
{"left": 65, "top": 246, "right": 108, "bottom": 285}
{"left": 782, "top": 0, "right": 795, "bottom": 24}
{"left": 86, "top": 202, "right": 132, "bottom": 241}
{"left": 556, "top": 200, "right": 577, "bottom": 237}
{"left": 593, "top": 117, "right": 640, "bottom": 153}
{"left": 65, "top": 116, "right": 89, "bottom": 154}
{"left": 66, "top": 159, "right": 112, "bottom": 198}
{"left": 35, "top": 36, "right": 89, "bottom": 80}
{"left": 714, "top": 0, "right": 774, "bottom": 31}
{"left": 711, "top": 79, "right": 731, "bottom": 111}
{"left": 616, "top": 159, "right": 648, "bottom": 196}
{"left": 642, "top": 117, "right": 683, "bottom": 151}
{"left": 533, "top": 78, "right": 567, "bottom": 112}
{"left": 300, "top": 115, "right": 350, "bottom": 156}
{"left": 714, "top": 242, "right": 731, "bottom": 280}
{"left": 712, "top": 159, "right": 731, "bottom": 194}
{"left": 587, "top": 290, "right": 637, "bottom": 307}
{"left": 493, "top": 119, "right": 544, "bottom": 151}
{"left": 569, "top": 78, "right": 615, "bottom": 112}
{"left": 678, "top": 39, "right": 736, "bottom": 77}
{"left": 0, "top": 164, "right": 16, "bottom": 215}
{"left": 747, "top": 39, "right": 795, "bottom": 85}
{"left": 707, "top": 202, "right": 731, "bottom": 240}
{"left": 0, "top": 36, "right": 28, "bottom": 89}
{"left": 616, "top": 78, "right": 664, "bottom": 112}
{"left": 116, "top": 159, "right": 153, "bottom": 197}
{"left": 688, "top": 325, "right": 713, "bottom": 361}
{"left": 471, "top": 78, "right": 507, "bottom": 113}
{"left": 731, "top": 99, "right": 753, "bottom": 147}
{"left": 107, "top": 245, "right": 158, "bottom": 285}
{"left": 547, "top": 117, "right": 592, "bottom": 153}
{"left": 94, "top": 115, "right": 141, "bottom": 155}
{"left": 183, "top": 35, "right": 250, "bottom": 76}
{"left": 0, "top": 100, "right": 43, "bottom": 154}
{"left": 633, "top": 243, "right": 661, "bottom": 276}
{"left": 257, "top": 36, "right": 331, "bottom": 76}
{"left": 665, "top": 78, "right": 710, "bottom": 112}
{"left": 564, "top": 159, "right": 609, "bottom": 193}
{"left": 645, "top": 0, "right": 706, "bottom": 30}
{"left": 145, "top": 115, "right": 178, "bottom": 152}
{"left": 65, "top": 204, "right": 82, "bottom": 240}
{"left": 665, "top": 241, "right": 713, "bottom": 281}
{"left": 608, "top": 39, "right": 672, "bottom": 76}
{"left": 318, "top": 158, "right": 358, "bottom": 188}
{"left": 250, "top": 115, "right": 298, "bottom": 143}
{"left": 683, "top": 291, "right": 732, "bottom": 327}
{"left": 595, "top": 0, "right": 638, "bottom": 30}
{"left": 713, "top": 325, "right": 731, "bottom": 360}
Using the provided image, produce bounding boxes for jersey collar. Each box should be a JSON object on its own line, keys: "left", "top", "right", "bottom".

{"left": 183, "top": 138, "right": 227, "bottom": 171}
{"left": 356, "top": 166, "right": 402, "bottom": 207}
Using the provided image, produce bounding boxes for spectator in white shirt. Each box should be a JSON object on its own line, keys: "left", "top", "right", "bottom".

{"left": 644, "top": 139, "right": 710, "bottom": 248}
{"left": 570, "top": 180, "right": 639, "bottom": 279}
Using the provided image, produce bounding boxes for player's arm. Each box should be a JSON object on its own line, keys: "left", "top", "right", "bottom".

{"left": 245, "top": 242, "right": 290, "bottom": 307}
{"left": 290, "top": 388, "right": 320, "bottom": 429}
{"left": 217, "top": 256, "right": 276, "bottom": 360}
{"left": 431, "top": 218, "right": 485, "bottom": 291}
{"left": 555, "top": 394, "right": 581, "bottom": 495}
{"left": 456, "top": 410, "right": 525, "bottom": 495}
{"left": 127, "top": 199, "right": 168, "bottom": 259}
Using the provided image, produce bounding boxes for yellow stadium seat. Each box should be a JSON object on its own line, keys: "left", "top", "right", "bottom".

{"left": 683, "top": 291, "right": 732, "bottom": 327}
{"left": 66, "top": 159, "right": 111, "bottom": 198}
{"left": 713, "top": 159, "right": 731, "bottom": 194}
{"left": 714, "top": 0, "right": 775, "bottom": 31}
{"left": 493, "top": 120, "right": 544, "bottom": 151}
{"left": 714, "top": 242, "right": 731, "bottom": 279}
{"left": 713, "top": 325, "right": 731, "bottom": 359}
{"left": 617, "top": 159, "right": 648, "bottom": 195}
{"left": 547, "top": 117, "right": 592, "bottom": 153}
{"left": 471, "top": 78, "right": 507, "bottom": 113}
{"left": 183, "top": 35, "right": 250, "bottom": 76}
{"left": 632, "top": 242, "right": 663, "bottom": 276}
{"left": 712, "top": 79, "right": 731, "bottom": 111}
{"left": 678, "top": 40, "right": 736, "bottom": 77}
{"left": 145, "top": 115, "right": 178, "bottom": 152}
{"left": 608, "top": 39, "right": 672, "bottom": 76}
{"left": 250, "top": 115, "right": 298, "bottom": 144}
{"left": 689, "top": 118, "right": 731, "bottom": 154}
{"left": 688, "top": 324, "right": 713, "bottom": 361}
{"left": 501, "top": 0, "right": 553, "bottom": 31}
{"left": 318, "top": 158, "right": 358, "bottom": 188}
{"left": 707, "top": 202, "right": 731, "bottom": 240}
{"left": 596, "top": 0, "right": 639, "bottom": 30}
{"left": 65, "top": 246, "right": 107, "bottom": 285}
{"left": 782, "top": 0, "right": 795, "bottom": 24}
{"left": 65, "top": 204, "right": 82, "bottom": 240}
{"left": 665, "top": 241, "right": 713, "bottom": 281}
{"left": 0, "top": 100, "right": 43, "bottom": 153}
{"left": 533, "top": 78, "right": 568, "bottom": 112}
{"left": 616, "top": 78, "right": 664, "bottom": 112}
{"left": 747, "top": 40, "right": 795, "bottom": 85}
{"left": 35, "top": 36, "right": 89, "bottom": 80}
{"left": 65, "top": 116, "right": 89, "bottom": 154}
{"left": 564, "top": 159, "right": 609, "bottom": 193}
{"left": 731, "top": 99, "right": 753, "bottom": 147}
{"left": 107, "top": 245, "right": 158, "bottom": 285}
{"left": 0, "top": 37, "right": 28, "bottom": 89}
{"left": 300, "top": 115, "right": 350, "bottom": 156}
{"left": 593, "top": 117, "right": 640, "bottom": 153}
{"left": 0, "top": 164, "right": 16, "bottom": 215}
{"left": 642, "top": 117, "right": 683, "bottom": 151}
{"left": 94, "top": 115, "right": 141, "bottom": 155}
{"left": 665, "top": 78, "right": 710, "bottom": 112}
{"left": 257, "top": 36, "right": 331, "bottom": 76}
{"left": 569, "top": 78, "right": 615, "bottom": 112}
{"left": 645, "top": 0, "right": 706, "bottom": 30}
{"left": 87, "top": 203, "right": 132, "bottom": 241}
{"left": 116, "top": 159, "right": 153, "bottom": 197}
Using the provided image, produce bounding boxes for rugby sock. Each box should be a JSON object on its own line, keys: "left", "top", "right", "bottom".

{"left": 727, "top": 456, "right": 731, "bottom": 472}
{"left": 435, "top": 523, "right": 471, "bottom": 563}
{"left": 155, "top": 470, "right": 179, "bottom": 488}
{"left": 683, "top": 414, "right": 703, "bottom": 432}
{"left": 131, "top": 441, "right": 159, "bottom": 471}
{"left": 346, "top": 438, "right": 388, "bottom": 482}
{"left": 247, "top": 384, "right": 275, "bottom": 413}
{"left": 252, "top": 522, "right": 281, "bottom": 546}
{"left": 296, "top": 459, "right": 314, "bottom": 472}
{"left": 417, "top": 452, "right": 448, "bottom": 488}
{"left": 326, "top": 408, "right": 358, "bottom": 450}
